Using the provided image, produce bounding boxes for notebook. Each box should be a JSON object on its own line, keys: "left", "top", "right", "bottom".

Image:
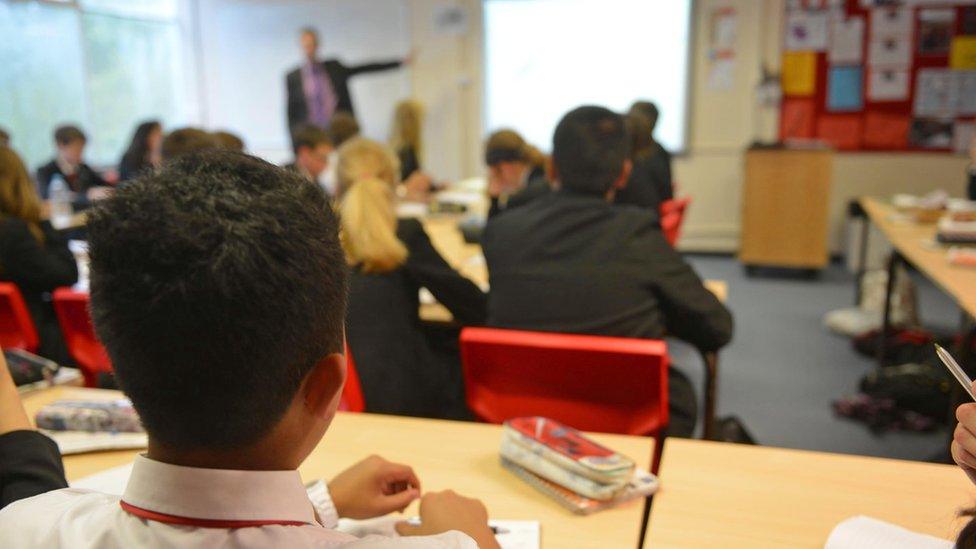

{"left": 338, "top": 516, "right": 540, "bottom": 549}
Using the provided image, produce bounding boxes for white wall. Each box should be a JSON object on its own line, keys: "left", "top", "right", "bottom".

{"left": 194, "top": 0, "right": 410, "bottom": 163}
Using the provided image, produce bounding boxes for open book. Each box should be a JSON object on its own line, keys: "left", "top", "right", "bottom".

{"left": 825, "top": 516, "right": 952, "bottom": 549}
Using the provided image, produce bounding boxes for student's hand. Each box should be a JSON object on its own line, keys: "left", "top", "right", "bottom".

{"left": 953, "top": 388, "right": 976, "bottom": 485}
{"left": 395, "top": 490, "right": 501, "bottom": 549}
{"left": 402, "top": 171, "right": 432, "bottom": 200}
{"left": 0, "top": 347, "right": 33, "bottom": 437}
{"left": 328, "top": 455, "right": 421, "bottom": 519}
{"left": 87, "top": 187, "right": 113, "bottom": 201}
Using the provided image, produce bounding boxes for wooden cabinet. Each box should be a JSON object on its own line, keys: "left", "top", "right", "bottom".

{"left": 739, "top": 149, "right": 833, "bottom": 271}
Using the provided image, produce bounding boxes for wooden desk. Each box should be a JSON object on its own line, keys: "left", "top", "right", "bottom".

{"left": 645, "top": 438, "right": 973, "bottom": 548}
{"left": 23, "top": 387, "right": 654, "bottom": 549}
{"left": 860, "top": 197, "right": 976, "bottom": 319}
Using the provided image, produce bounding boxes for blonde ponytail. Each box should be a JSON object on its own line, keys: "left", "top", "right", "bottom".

{"left": 339, "top": 177, "right": 408, "bottom": 273}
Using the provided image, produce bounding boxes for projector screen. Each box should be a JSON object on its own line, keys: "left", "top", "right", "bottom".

{"left": 484, "top": 0, "right": 693, "bottom": 153}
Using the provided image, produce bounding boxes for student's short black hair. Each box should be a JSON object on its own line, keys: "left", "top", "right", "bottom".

{"left": 629, "top": 101, "right": 659, "bottom": 130}
{"left": 551, "top": 106, "right": 629, "bottom": 196}
{"left": 291, "top": 124, "right": 332, "bottom": 155}
{"left": 161, "top": 128, "right": 218, "bottom": 161}
{"left": 54, "top": 125, "right": 86, "bottom": 146}
{"left": 87, "top": 150, "right": 348, "bottom": 450}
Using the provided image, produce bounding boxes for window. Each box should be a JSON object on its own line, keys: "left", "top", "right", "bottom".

{"left": 0, "top": 0, "right": 192, "bottom": 170}
{"left": 484, "top": 0, "right": 694, "bottom": 153}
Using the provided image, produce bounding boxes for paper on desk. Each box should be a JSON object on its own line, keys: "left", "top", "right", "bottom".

{"left": 71, "top": 462, "right": 133, "bottom": 494}
{"left": 338, "top": 516, "right": 539, "bottom": 549}
{"left": 45, "top": 430, "right": 148, "bottom": 456}
{"left": 825, "top": 516, "right": 951, "bottom": 549}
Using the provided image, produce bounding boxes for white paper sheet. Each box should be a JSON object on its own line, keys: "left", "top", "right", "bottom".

{"left": 867, "top": 68, "right": 910, "bottom": 101}
{"left": 338, "top": 517, "right": 540, "bottom": 549}
{"left": 915, "top": 68, "right": 959, "bottom": 117}
{"left": 869, "top": 37, "right": 913, "bottom": 67}
{"left": 825, "top": 516, "right": 951, "bottom": 549}
{"left": 707, "top": 58, "right": 736, "bottom": 91}
{"left": 786, "top": 10, "right": 829, "bottom": 51}
{"left": 829, "top": 16, "right": 865, "bottom": 64}
{"left": 870, "top": 7, "right": 912, "bottom": 36}
{"left": 958, "top": 71, "right": 976, "bottom": 114}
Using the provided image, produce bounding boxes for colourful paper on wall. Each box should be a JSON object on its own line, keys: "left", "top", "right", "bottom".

{"left": 829, "top": 16, "right": 864, "bottom": 64}
{"left": 909, "top": 118, "right": 954, "bottom": 149}
{"left": 782, "top": 52, "right": 817, "bottom": 96}
{"left": 780, "top": 98, "right": 816, "bottom": 140}
{"left": 785, "top": 10, "right": 828, "bottom": 51}
{"left": 867, "top": 68, "right": 909, "bottom": 101}
{"left": 817, "top": 115, "right": 863, "bottom": 150}
{"left": 862, "top": 112, "right": 910, "bottom": 149}
{"left": 827, "top": 66, "right": 864, "bottom": 112}
{"left": 951, "top": 37, "right": 976, "bottom": 70}
{"left": 914, "top": 69, "right": 958, "bottom": 117}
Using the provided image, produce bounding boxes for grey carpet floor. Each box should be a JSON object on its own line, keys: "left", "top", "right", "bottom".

{"left": 668, "top": 255, "right": 955, "bottom": 462}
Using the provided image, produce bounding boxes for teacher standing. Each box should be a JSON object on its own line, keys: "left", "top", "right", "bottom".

{"left": 286, "top": 27, "right": 409, "bottom": 137}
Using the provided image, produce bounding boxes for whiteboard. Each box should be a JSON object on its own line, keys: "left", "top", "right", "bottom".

{"left": 484, "top": 0, "right": 693, "bottom": 153}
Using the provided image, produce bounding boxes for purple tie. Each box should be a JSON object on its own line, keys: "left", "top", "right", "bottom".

{"left": 303, "top": 63, "right": 338, "bottom": 127}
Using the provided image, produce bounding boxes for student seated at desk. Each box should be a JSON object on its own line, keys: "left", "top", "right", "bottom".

{"left": 0, "top": 150, "right": 498, "bottom": 548}
{"left": 0, "top": 148, "right": 78, "bottom": 365}
{"left": 617, "top": 101, "right": 673, "bottom": 210}
{"left": 337, "top": 138, "right": 486, "bottom": 419}
{"left": 286, "top": 124, "right": 334, "bottom": 193}
{"left": 389, "top": 100, "right": 434, "bottom": 201}
{"left": 36, "top": 125, "right": 112, "bottom": 210}
{"left": 484, "top": 129, "right": 550, "bottom": 219}
{"left": 118, "top": 120, "right": 163, "bottom": 183}
{"left": 160, "top": 127, "right": 219, "bottom": 162}
{"left": 482, "top": 106, "right": 733, "bottom": 437}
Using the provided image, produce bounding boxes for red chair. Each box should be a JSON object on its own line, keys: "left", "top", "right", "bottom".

{"left": 660, "top": 197, "right": 691, "bottom": 247}
{"left": 52, "top": 289, "right": 112, "bottom": 387}
{"left": 0, "top": 283, "right": 39, "bottom": 352}
{"left": 340, "top": 344, "right": 366, "bottom": 413}
{"left": 460, "top": 327, "right": 669, "bottom": 470}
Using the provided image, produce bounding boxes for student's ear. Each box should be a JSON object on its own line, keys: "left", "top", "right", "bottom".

{"left": 613, "top": 159, "right": 633, "bottom": 190}
{"left": 303, "top": 352, "right": 347, "bottom": 420}
{"left": 548, "top": 159, "right": 560, "bottom": 190}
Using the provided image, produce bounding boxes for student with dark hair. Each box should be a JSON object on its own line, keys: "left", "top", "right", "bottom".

{"left": 211, "top": 130, "right": 245, "bottom": 152}
{"left": 484, "top": 129, "right": 550, "bottom": 218}
{"left": 118, "top": 120, "right": 163, "bottom": 182}
{"left": 286, "top": 123, "right": 334, "bottom": 192}
{"left": 482, "top": 106, "right": 733, "bottom": 437}
{"left": 0, "top": 150, "right": 499, "bottom": 548}
{"left": 0, "top": 147, "right": 78, "bottom": 365}
{"left": 36, "top": 125, "right": 112, "bottom": 209}
{"left": 621, "top": 100, "right": 674, "bottom": 209}
{"left": 160, "top": 127, "right": 218, "bottom": 161}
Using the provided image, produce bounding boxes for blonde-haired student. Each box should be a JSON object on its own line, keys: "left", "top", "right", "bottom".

{"left": 337, "top": 138, "right": 486, "bottom": 418}
{"left": 0, "top": 150, "right": 499, "bottom": 548}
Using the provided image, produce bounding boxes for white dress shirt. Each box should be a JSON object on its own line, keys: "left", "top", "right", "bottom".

{"left": 0, "top": 455, "right": 476, "bottom": 548}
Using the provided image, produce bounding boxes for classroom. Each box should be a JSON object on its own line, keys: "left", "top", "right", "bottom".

{"left": 2, "top": 0, "right": 976, "bottom": 547}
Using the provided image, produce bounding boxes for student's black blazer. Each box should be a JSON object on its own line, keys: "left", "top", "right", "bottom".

{"left": 345, "top": 218, "right": 486, "bottom": 417}
{"left": 616, "top": 142, "right": 674, "bottom": 211}
{"left": 398, "top": 146, "right": 421, "bottom": 182}
{"left": 35, "top": 160, "right": 108, "bottom": 210}
{"left": 483, "top": 190, "right": 732, "bottom": 352}
{"left": 285, "top": 58, "right": 402, "bottom": 132}
{"left": 487, "top": 166, "right": 551, "bottom": 219}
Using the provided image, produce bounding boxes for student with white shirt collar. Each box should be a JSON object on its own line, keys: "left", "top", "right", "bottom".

{"left": 0, "top": 150, "right": 499, "bottom": 548}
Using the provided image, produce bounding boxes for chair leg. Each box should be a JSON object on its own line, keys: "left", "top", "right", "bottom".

{"left": 701, "top": 351, "right": 719, "bottom": 440}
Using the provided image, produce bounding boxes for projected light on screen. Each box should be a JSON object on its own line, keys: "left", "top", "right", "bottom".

{"left": 484, "top": 0, "right": 693, "bottom": 153}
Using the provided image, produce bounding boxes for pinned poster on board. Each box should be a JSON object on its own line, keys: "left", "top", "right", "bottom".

{"left": 870, "top": 7, "right": 912, "bottom": 36}
{"left": 863, "top": 112, "right": 911, "bottom": 148}
{"left": 953, "top": 121, "right": 976, "bottom": 154}
{"left": 829, "top": 16, "right": 864, "bottom": 64}
{"left": 951, "top": 36, "right": 976, "bottom": 69}
{"left": 958, "top": 71, "right": 976, "bottom": 115}
{"left": 867, "top": 68, "right": 910, "bottom": 101}
{"left": 785, "top": 10, "right": 829, "bottom": 51}
{"left": 827, "top": 66, "right": 864, "bottom": 111}
{"left": 782, "top": 51, "right": 818, "bottom": 95}
{"left": 914, "top": 69, "right": 959, "bottom": 117}
{"left": 868, "top": 36, "right": 913, "bottom": 67}
{"left": 918, "top": 9, "right": 955, "bottom": 55}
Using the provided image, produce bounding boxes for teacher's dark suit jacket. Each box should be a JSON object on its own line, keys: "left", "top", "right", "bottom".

{"left": 482, "top": 190, "right": 732, "bottom": 352}
{"left": 286, "top": 58, "right": 401, "bottom": 131}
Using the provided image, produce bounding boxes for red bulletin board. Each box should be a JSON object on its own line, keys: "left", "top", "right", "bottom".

{"left": 779, "top": 0, "right": 976, "bottom": 152}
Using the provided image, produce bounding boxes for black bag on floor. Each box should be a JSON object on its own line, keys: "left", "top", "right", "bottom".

{"left": 859, "top": 362, "right": 951, "bottom": 421}
{"left": 707, "top": 416, "right": 758, "bottom": 445}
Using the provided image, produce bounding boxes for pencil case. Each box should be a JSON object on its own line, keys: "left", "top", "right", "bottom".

{"left": 35, "top": 399, "right": 144, "bottom": 433}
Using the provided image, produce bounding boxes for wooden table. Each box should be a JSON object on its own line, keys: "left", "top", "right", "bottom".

{"left": 859, "top": 197, "right": 976, "bottom": 319}
{"left": 644, "top": 438, "right": 973, "bottom": 548}
{"left": 22, "top": 387, "right": 654, "bottom": 549}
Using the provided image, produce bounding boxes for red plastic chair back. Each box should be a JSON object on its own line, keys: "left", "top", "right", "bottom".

{"left": 52, "top": 289, "right": 112, "bottom": 387}
{"left": 0, "top": 282, "right": 39, "bottom": 352}
{"left": 659, "top": 197, "right": 691, "bottom": 247}
{"left": 340, "top": 344, "right": 366, "bottom": 413}
{"left": 460, "top": 327, "right": 669, "bottom": 436}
